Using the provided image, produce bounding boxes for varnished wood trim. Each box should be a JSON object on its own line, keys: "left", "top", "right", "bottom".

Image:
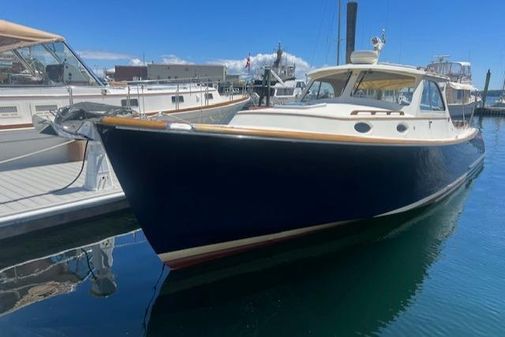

{"left": 158, "top": 96, "right": 249, "bottom": 115}
{"left": 0, "top": 123, "right": 33, "bottom": 130}
{"left": 191, "top": 124, "right": 478, "bottom": 146}
{"left": 101, "top": 116, "right": 478, "bottom": 146}
{"left": 101, "top": 117, "right": 168, "bottom": 129}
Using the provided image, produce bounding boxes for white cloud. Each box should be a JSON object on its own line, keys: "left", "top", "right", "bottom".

{"left": 161, "top": 54, "right": 193, "bottom": 65}
{"left": 91, "top": 68, "right": 105, "bottom": 77}
{"left": 129, "top": 58, "right": 146, "bottom": 66}
{"left": 77, "top": 50, "right": 132, "bottom": 60}
{"left": 212, "top": 52, "right": 313, "bottom": 78}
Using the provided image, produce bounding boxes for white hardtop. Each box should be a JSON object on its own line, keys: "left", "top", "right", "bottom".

{"left": 309, "top": 63, "right": 448, "bottom": 82}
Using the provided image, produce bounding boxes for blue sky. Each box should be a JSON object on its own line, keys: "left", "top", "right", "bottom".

{"left": 4, "top": 0, "right": 505, "bottom": 88}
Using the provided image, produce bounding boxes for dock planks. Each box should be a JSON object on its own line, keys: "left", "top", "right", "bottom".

{"left": 0, "top": 161, "right": 127, "bottom": 239}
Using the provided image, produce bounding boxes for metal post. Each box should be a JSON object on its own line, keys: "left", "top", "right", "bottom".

{"left": 67, "top": 86, "right": 74, "bottom": 105}
{"left": 266, "top": 68, "right": 271, "bottom": 107}
{"left": 482, "top": 69, "right": 491, "bottom": 108}
{"left": 346, "top": 1, "right": 358, "bottom": 64}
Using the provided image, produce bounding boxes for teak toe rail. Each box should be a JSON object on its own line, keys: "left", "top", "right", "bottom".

{"left": 100, "top": 116, "right": 477, "bottom": 146}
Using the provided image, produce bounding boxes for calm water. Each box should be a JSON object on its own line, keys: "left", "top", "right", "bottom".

{"left": 1, "top": 117, "right": 504, "bottom": 337}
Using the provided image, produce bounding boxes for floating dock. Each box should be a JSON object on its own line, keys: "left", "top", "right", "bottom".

{"left": 474, "top": 107, "right": 505, "bottom": 116}
{"left": 0, "top": 161, "right": 127, "bottom": 239}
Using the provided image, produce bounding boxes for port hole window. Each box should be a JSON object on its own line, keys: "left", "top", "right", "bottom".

{"left": 301, "top": 72, "right": 351, "bottom": 102}
{"left": 421, "top": 80, "right": 445, "bottom": 111}
{"left": 205, "top": 93, "right": 213, "bottom": 100}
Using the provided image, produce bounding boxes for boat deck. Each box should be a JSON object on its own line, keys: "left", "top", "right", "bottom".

{"left": 0, "top": 161, "right": 127, "bottom": 239}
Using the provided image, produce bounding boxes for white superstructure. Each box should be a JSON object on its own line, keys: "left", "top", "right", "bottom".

{"left": 232, "top": 61, "right": 475, "bottom": 142}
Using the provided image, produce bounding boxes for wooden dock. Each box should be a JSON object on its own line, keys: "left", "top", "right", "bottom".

{"left": 474, "top": 107, "right": 505, "bottom": 116}
{"left": 0, "top": 161, "right": 127, "bottom": 239}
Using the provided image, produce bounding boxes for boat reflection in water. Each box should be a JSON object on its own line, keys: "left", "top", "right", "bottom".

{"left": 146, "top": 182, "right": 476, "bottom": 337}
{"left": 0, "top": 233, "right": 129, "bottom": 317}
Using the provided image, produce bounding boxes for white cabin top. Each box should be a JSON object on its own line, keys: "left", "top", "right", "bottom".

{"left": 230, "top": 60, "right": 476, "bottom": 142}
{"left": 309, "top": 63, "right": 447, "bottom": 82}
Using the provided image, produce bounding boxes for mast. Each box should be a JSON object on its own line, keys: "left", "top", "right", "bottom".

{"left": 337, "top": 0, "right": 342, "bottom": 65}
{"left": 345, "top": 1, "right": 358, "bottom": 64}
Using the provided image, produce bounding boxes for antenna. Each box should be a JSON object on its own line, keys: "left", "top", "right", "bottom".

{"left": 371, "top": 29, "right": 386, "bottom": 53}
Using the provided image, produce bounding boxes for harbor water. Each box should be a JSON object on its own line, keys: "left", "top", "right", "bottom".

{"left": 0, "top": 117, "right": 504, "bottom": 337}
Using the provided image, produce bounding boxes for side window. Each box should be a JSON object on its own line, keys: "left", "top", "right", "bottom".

{"left": 420, "top": 80, "right": 445, "bottom": 111}
{"left": 305, "top": 81, "right": 335, "bottom": 100}
{"left": 171, "top": 96, "right": 184, "bottom": 103}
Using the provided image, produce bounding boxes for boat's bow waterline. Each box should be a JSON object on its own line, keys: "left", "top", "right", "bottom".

{"left": 97, "top": 55, "right": 485, "bottom": 269}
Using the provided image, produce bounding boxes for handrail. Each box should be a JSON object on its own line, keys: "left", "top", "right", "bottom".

{"left": 350, "top": 110, "right": 404, "bottom": 115}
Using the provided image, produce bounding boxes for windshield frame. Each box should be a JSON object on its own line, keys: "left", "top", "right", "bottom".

{"left": 0, "top": 41, "right": 103, "bottom": 87}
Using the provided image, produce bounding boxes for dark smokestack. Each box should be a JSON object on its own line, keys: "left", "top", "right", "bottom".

{"left": 346, "top": 1, "right": 358, "bottom": 64}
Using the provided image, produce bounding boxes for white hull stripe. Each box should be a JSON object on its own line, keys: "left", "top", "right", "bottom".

{"left": 158, "top": 154, "right": 484, "bottom": 265}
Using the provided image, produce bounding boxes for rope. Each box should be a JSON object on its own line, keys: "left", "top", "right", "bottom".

{"left": 0, "top": 139, "right": 75, "bottom": 166}
{"left": 51, "top": 140, "right": 89, "bottom": 193}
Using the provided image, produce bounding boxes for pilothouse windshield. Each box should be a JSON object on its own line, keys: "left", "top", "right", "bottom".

{"left": 352, "top": 71, "right": 416, "bottom": 106}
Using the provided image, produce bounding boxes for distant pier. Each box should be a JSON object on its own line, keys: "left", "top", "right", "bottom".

{"left": 475, "top": 106, "right": 505, "bottom": 116}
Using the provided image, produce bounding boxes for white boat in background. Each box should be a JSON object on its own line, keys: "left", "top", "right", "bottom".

{"left": 426, "top": 57, "right": 480, "bottom": 120}
{"left": 271, "top": 79, "right": 306, "bottom": 105}
{"left": 492, "top": 75, "right": 505, "bottom": 108}
{"left": 251, "top": 43, "right": 306, "bottom": 106}
{"left": 0, "top": 20, "right": 249, "bottom": 170}
{"left": 493, "top": 96, "right": 505, "bottom": 108}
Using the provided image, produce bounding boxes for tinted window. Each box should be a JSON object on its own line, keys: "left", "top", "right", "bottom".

{"left": 354, "top": 122, "right": 371, "bottom": 133}
{"left": 205, "top": 93, "right": 213, "bottom": 100}
{"left": 276, "top": 88, "right": 295, "bottom": 96}
{"left": 421, "top": 80, "right": 445, "bottom": 111}
{"left": 171, "top": 96, "right": 184, "bottom": 103}
{"left": 121, "top": 99, "right": 139, "bottom": 107}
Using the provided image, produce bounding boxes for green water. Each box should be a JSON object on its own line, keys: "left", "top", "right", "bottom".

{"left": 0, "top": 117, "right": 504, "bottom": 337}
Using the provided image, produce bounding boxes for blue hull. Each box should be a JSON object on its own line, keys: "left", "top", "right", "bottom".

{"left": 97, "top": 124, "right": 484, "bottom": 268}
